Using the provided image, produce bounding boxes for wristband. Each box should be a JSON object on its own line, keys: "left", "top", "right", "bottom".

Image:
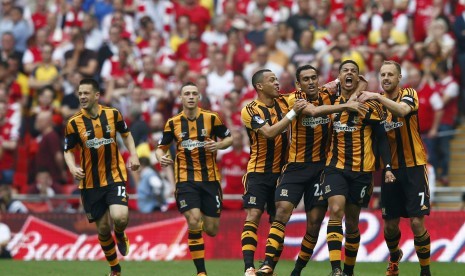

{"left": 286, "top": 109, "right": 297, "bottom": 120}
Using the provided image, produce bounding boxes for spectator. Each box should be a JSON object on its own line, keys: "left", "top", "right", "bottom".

{"left": 454, "top": 8, "right": 465, "bottom": 115}
{"left": 0, "top": 184, "right": 27, "bottom": 213}
{"left": 28, "top": 43, "right": 60, "bottom": 90}
{"left": 60, "top": 71, "right": 82, "bottom": 120}
{"left": 136, "top": 157, "right": 170, "bottom": 213}
{"left": 219, "top": 128, "right": 248, "bottom": 210}
{"left": 434, "top": 61, "right": 460, "bottom": 186}
{"left": 286, "top": 0, "right": 314, "bottom": 43}
{"left": 9, "top": 6, "right": 33, "bottom": 53}
{"left": 206, "top": 50, "right": 234, "bottom": 110}
{"left": 128, "top": 106, "right": 149, "bottom": 147}
{"left": 365, "top": 51, "right": 386, "bottom": 92}
{"left": 176, "top": 0, "right": 211, "bottom": 34}
{"left": 178, "top": 37, "right": 207, "bottom": 75}
{"left": 223, "top": 27, "right": 252, "bottom": 73}
{"left": 30, "top": 0, "right": 49, "bottom": 31}
{"left": 0, "top": 100, "right": 18, "bottom": 185}
{"left": 201, "top": 15, "right": 228, "bottom": 48}
{"left": 22, "top": 27, "right": 48, "bottom": 74}
{"left": 28, "top": 169, "right": 62, "bottom": 196}
{"left": 276, "top": 22, "right": 298, "bottom": 58}
{"left": 243, "top": 45, "right": 284, "bottom": 80}
{"left": 101, "top": 0, "right": 135, "bottom": 41}
{"left": 29, "top": 110, "right": 67, "bottom": 184}
{"left": 169, "top": 15, "right": 190, "bottom": 52}
{"left": 97, "top": 25, "right": 122, "bottom": 72}
{"left": 245, "top": 10, "right": 267, "bottom": 47}
{"left": 289, "top": 29, "right": 318, "bottom": 71}
{"left": 140, "top": 0, "right": 176, "bottom": 40}
{"left": 407, "top": 66, "right": 443, "bottom": 167}
{"left": 0, "top": 32, "right": 22, "bottom": 63}
{"left": 82, "top": 13, "right": 103, "bottom": 52}
{"left": 63, "top": 32, "right": 98, "bottom": 79}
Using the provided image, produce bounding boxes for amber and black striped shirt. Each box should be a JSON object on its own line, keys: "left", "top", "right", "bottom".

{"left": 64, "top": 105, "right": 129, "bottom": 189}
{"left": 241, "top": 96, "right": 289, "bottom": 173}
{"left": 382, "top": 88, "right": 427, "bottom": 169}
{"left": 327, "top": 97, "right": 385, "bottom": 172}
{"left": 287, "top": 88, "right": 335, "bottom": 163}
{"left": 158, "top": 107, "right": 231, "bottom": 183}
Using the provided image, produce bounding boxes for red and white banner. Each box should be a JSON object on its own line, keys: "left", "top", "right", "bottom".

{"left": 3, "top": 211, "right": 465, "bottom": 262}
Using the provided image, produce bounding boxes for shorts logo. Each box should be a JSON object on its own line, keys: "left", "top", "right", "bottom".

{"left": 201, "top": 129, "right": 207, "bottom": 136}
{"left": 248, "top": 196, "right": 257, "bottom": 205}
{"left": 179, "top": 200, "right": 187, "bottom": 208}
{"left": 421, "top": 205, "right": 428, "bottom": 211}
{"left": 280, "top": 189, "right": 288, "bottom": 197}
{"left": 86, "top": 213, "right": 93, "bottom": 220}
{"left": 121, "top": 197, "right": 127, "bottom": 202}
{"left": 325, "top": 185, "right": 331, "bottom": 194}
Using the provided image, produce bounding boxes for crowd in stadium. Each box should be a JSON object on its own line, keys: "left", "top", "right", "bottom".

{"left": 0, "top": 0, "right": 464, "bottom": 213}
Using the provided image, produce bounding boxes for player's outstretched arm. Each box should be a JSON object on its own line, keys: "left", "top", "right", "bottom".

{"left": 358, "top": 91, "right": 412, "bottom": 117}
{"left": 258, "top": 99, "right": 306, "bottom": 139}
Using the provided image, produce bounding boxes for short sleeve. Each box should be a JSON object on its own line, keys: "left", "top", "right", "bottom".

{"left": 212, "top": 114, "right": 231, "bottom": 138}
{"left": 400, "top": 88, "right": 418, "bottom": 112}
{"left": 364, "top": 100, "right": 386, "bottom": 122}
{"left": 157, "top": 120, "right": 175, "bottom": 152}
{"left": 241, "top": 105, "right": 266, "bottom": 131}
{"left": 64, "top": 120, "right": 79, "bottom": 152}
{"left": 115, "top": 109, "right": 130, "bottom": 137}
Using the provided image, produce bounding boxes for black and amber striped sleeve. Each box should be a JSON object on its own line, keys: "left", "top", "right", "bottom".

{"left": 241, "top": 104, "right": 267, "bottom": 131}
{"left": 364, "top": 100, "right": 386, "bottom": 122}
{"left": 157, "top": 119, "right": 175, "bottom": 152}
{"left": 211, "top": 112, "right": 231, "bottom": 138}
{"left": 400, "top": 88, "right": 418, "bottom": 111}
{"left": 114, "top": 108, "right": 130, "bottom": 137}
{"left": 64, "top": 117, "right": 80, "bottom": 152}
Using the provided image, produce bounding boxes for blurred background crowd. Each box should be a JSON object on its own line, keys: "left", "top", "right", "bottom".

{"left": 0, "top": 0, "right": 464, "bottom": 214}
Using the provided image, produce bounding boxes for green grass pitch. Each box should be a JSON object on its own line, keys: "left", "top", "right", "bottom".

{"left": 2, "top": 260, "right": 465, "bottom": 276}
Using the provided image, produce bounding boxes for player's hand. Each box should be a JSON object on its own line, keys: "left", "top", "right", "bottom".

{"left": 384, "top": 171, "right": 396, "bottom": 183}
{"left": 127, "top": 155, "right": 140, "bottom": 171}
{"left": 71, "top": 167, "right": 85, "bottom": 181}
{"left": 357, "top": 91, "right": 380, "bottom": 103}
{"left": 345, "top": 100, "right": 368, "bottom": 114}
{"left": 159, "top": 153, "right": 174, "bottom": 167}
{"left": 205, "top": 138, "right": 218, "bottom": 152}
{"left": 293, "top": 99, "right": 307, "bottom": 114}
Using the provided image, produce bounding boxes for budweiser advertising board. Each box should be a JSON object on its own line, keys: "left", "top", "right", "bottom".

{"left": 3, "top": 211, "right": 465, "bottom": 262}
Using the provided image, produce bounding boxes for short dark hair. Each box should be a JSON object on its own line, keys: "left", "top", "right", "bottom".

{"left": 296, "top": 64, "right": 319, "bottom": 82}
{"left": 180, "top": 81, "right": 197, "bottom": 92}
{"left": 382, "top": 60, "right": 401, "bottom": 74}
{"left": 79, "top": 78, "right": 100, "bottom": 93}
{"left": 339, "top": 60, "right": 359, "bottom": 73}
{"left": 251, "top": 69, "right": 272, "bottom": 90}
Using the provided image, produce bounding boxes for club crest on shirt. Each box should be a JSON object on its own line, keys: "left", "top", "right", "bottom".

{"left": 252, "top": 115, "right": 265, "bottom": 124}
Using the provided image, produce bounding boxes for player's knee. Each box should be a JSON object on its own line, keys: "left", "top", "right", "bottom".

{"left": 409, "top": 217, "right": 425, "bottom": 234}
{"left": 114, "top": 216, "right": 129, "bottom": 228}
{"left": 384, "top": 221, "right": 399, "bottom": 235}
{"left": 275, "top": 204, "right": 292, "bottom": 223}
{"left": 245, "top": 208, "right": 262, "bottom": 223}
{"left": 186, "top": 216, "right": 202, "bottom": 229}
{"left": 97, "top": 224, "right": 112, "bottom": 236}
{"left": 328, "top": 203, "right": 344, "bottom": 218}
{"left": 204, "top": 226, "right": 219, "bottom": 237}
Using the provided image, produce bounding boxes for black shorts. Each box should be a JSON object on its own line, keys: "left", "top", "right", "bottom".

{"left": 175, "top": 181, "right": 222, "bottom": 217}
{"left": 322, "top": 166, "right": 373, "bottom": 208}
{"left": 381, "top": 165, "right": 431, "bottom": 219}
{"left": 243, "top": 172, "right": 280, "bottom": 216}
{"left": 275, "top": 162, "right": 327, "bottom": 211}
{"left": 81, "top": 182, "right": 129, "bottom": 223}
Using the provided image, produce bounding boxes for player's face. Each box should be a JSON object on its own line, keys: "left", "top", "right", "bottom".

{"left": 338, "top": 62, "right": 359, "bottom": 93}
{"left": 380, "top": 64, "right": 401, "bottom": 93}
{"left": 260, "top": 71, "right": 280, "bottom": 98}
{"left": 77, "top": 84, "right": 99, "bottom": 110}
{"left": 296, "top": 68, "right": 319, "bottom": 100}
{"left": 180, "top": 85, "right": 200, "bottom": 110}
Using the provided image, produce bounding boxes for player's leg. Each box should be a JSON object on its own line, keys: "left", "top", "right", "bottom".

{"left": 241, "top": 173, "right": 276, "bottom": 274}
{"left": 291, "top": 205, "right": 326, "bottom": 276}
{"left": 382, "top": 168, "right": 405, "bottom": 276}
{"left": 322, "top": 168, "right": 348, "bottom": 275}
{"left": 343, "top": 171, "right": 373, "bottom": 276}
{"left": 183, "top": 208, "right": 208, "bottom": 276}
{"left": 96, "top": 210, "right": 121, "bottom": 275}
{"left": 343, "top": 203, "right": 361, "bottom": 276}
{"left": 107, "top": 183, "right": 130, "bottom": 256}
{"left": 405, "top": 166, "right": 431, "bottom": 275}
